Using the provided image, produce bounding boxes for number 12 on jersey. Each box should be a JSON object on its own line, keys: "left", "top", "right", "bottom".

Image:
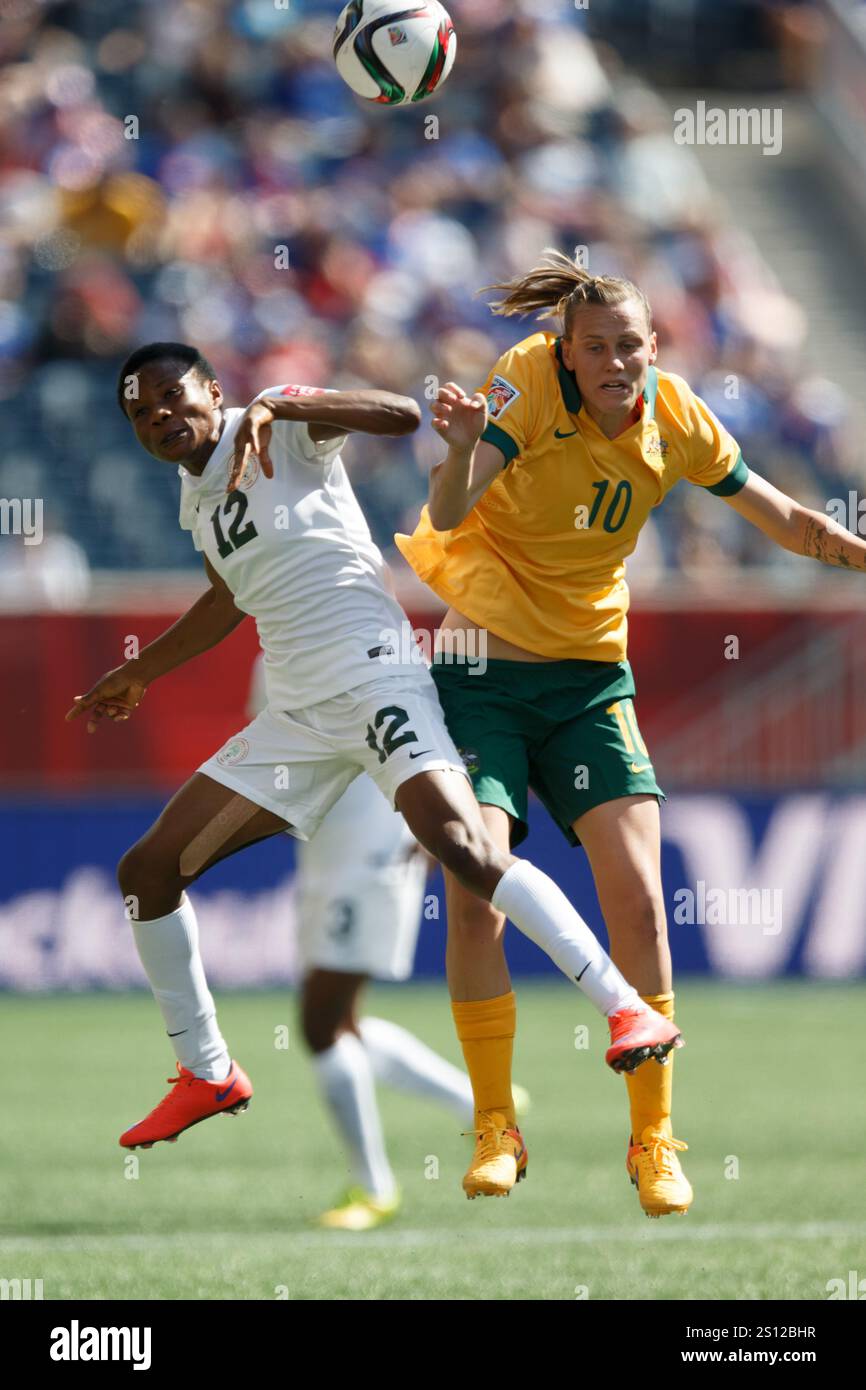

{"left": 365, "top": 705, "right": 419, "bottom": 764}
{"left": 211, "top": 492, "right": 258, "bottom": 558}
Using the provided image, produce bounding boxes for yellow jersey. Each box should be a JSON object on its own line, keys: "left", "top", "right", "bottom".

{"left": 395, "top": 331, "right": 747, "bottom": 661}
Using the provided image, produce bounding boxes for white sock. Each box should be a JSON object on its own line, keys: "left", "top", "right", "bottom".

{"left": 359, "top": 1016, "right": 474, "bottom": 1124}
{"left": 312, "top": 1033, "right": 397, "bottom": 1202}
{"left": 491, "top": 860, "right": 640, "bottom": 1016}
{"left": 130, "top": 895, "right": 231, "bottom": 1081}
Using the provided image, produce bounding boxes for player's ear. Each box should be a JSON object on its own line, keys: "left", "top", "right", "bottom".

{"left": 560, "top": 335, "right": 575, "bottom": 371}
{"left": 648, "top": 331, "right": 658, "bottom": 364}
{"left": 209, "top": 378, "right": 224, "bottom": 408}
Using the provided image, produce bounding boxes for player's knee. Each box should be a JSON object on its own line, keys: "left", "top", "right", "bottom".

{"left": 430, "top": 817, "right": 496, "bottom": 884}
{"left": 299, "top": 1004, "right": 342, "bottom": 1054}
{"left": 117, "top": 844, "right": 141, "bottom": 898}
{"left": 302, "top": 1027, "right": 340, "bottom": 1055}
{"left": 448, "top": 890, "right": 503, "bottom": 938}
{"left": 117, "top": 841, "right": 175, "bottom": 903}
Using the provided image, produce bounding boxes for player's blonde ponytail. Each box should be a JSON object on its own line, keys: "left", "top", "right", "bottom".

{"left": 482, "top": 248, "right": 652, "bottom": 336}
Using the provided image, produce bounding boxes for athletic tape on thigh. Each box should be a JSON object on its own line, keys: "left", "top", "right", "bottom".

{"left": 179, "top": 795, "right": 261, "bottom": 878}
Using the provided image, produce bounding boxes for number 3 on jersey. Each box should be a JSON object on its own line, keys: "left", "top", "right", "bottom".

{"left": 211, "top": 492, "right": 258, "bottom": 558}
{"left": 365, "top": 705, "right": 419, "bottom": 764}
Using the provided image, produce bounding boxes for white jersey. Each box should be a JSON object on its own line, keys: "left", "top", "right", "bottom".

{"left": 178, "top": 384, "right": 418, "bottom": 710}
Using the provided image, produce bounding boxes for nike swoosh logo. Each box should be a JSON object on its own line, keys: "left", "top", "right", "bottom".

{"left": 408, "top": 749, "right": 432, "bottom": 759}
{"left": 215, "top": 1076, "right": 238, "bottom": 1104}
{"left": 575, "top": 961, "right": 591, "bottom": 982}
{"left": 506, "top": 1131, "right": 526, "bottom": 1162}
{"left": 630, "top": 763, "right": 651, "bottom": 774}
{"left": 554, "top": 427, "right": 578, "bottom": 439}
{"left": 167, "top": 1029, "right": 188, "bottom": 1038}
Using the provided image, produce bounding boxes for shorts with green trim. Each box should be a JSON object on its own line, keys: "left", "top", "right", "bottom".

{"left": 431, "top": 656, "right": 665, "bottom": 849}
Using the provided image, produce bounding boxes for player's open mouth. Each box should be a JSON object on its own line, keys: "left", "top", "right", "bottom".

{"left": 601, "top": 382, "right": 629, "bottom": 394}
{"left": 162, "top": 426, "right": 189, "bottom": 448}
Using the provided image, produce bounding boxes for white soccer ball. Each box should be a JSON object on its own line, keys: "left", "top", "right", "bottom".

{"left": 333, "top": 0, "right": 457, "bottom": 106}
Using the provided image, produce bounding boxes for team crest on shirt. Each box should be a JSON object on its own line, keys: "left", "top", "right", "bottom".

{"left": 645, "top": 435, "right": 670, "bottom": 458}
{"left": 235, "top": 453, "right": 260, "bottom": 489}
{"left": 216, "top": 737, "right": 250, "bottom": 767}
{"left": 486, "top": 375, "right": 520, "bottom": 420}
{"left": 458, "top": 747, "right": 480, "bottom": 776}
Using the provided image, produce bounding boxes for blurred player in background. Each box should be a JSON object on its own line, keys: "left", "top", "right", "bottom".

{"left": 247, "top": 653, "right": 526, "bottom": 1232}
{"left": 397, "top": 248, "right": 866, "bottom": 1217}
{"left": 67, "top": 344, "right": 680, "bottom": 1195}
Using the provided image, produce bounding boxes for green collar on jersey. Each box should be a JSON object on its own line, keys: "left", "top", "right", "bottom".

{"left": 554, "top": 338, "right": 658, "bottom": 421}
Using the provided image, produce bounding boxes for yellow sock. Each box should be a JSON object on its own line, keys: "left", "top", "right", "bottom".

{"left": 625, "top": 992, "right": 675, "bottom": 1143}
{"left": 451, "top": 991, "right": 516, "bottom": 1129}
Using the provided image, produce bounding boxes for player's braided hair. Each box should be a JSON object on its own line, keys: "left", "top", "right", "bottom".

{"left": 482, "top": 248, "right": 652, "bottom": 337}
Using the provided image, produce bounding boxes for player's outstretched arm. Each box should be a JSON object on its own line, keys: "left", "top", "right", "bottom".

{"left": 270, "top": 388, "right": 421, "bottom": 440}
{"left": 427, "top": 382, "right": 504, "bottom": 530}
{"left": 724, "top": 470, "right": 866, "bottom": 570}
{"left": 65, "top": 559, "right": 247, "bottom": 733}
{"left": 228, "top": 390, "right": 421, "bottom": 491}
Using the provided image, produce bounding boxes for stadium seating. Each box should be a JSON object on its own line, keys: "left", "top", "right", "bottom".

{"left": 0, "top": 0, "right": 859, "bottom": 573}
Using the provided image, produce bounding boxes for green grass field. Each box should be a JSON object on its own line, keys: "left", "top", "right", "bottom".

{"left": 2, "top": 982, "right": 864, "bottom": 1301}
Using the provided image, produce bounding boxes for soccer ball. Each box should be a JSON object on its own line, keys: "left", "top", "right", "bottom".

{"left": 333, "top": 1, "right": 457, "bottom": 106}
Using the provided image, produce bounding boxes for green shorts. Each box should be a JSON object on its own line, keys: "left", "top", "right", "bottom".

{"left": 432, "top": 656, "right": 664, "bottom": 849}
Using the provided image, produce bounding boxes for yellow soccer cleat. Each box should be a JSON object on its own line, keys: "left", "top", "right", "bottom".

{"left": 462, "top": 1110, "right": 528, "bottom": 1199}
{"left": 315, "top": 1187, "right": 401, "bottom": 1232}
{"left": 626, "top": 1127, "right": 693, "bottom": 1218}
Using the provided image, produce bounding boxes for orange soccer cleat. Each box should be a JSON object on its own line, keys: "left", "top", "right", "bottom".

{"left": 119, "top": 1060, "right": 253, "bottom": 1149}
{"left": 605, "top": 1003, "right": 683, "bottom": 1074}
{"left": 462, "top": 1111, "right": 528, "bottom": 1199}
{"left": 627, "top": 1128, "right": 693, "bottom": 1217}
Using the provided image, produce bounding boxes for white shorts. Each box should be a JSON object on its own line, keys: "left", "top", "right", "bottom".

{"left": 294, "top": 773, "right": 428, "bottom": 981}
{"left": 198, "top": 669, "right": 468, "bottom": 842}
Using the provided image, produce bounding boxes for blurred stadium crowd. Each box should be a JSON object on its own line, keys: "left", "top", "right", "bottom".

{"left": 0, "top": 0, "right": 861, "bottom": 596}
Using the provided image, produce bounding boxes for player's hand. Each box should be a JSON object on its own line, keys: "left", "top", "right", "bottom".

{"left": 228, "top": 400, "right": 275, "bottom": 492}
{"left": 430, "top": 383, "right": 487, "bottom": 453}
{"left": 65, "top": 666, "right": 148, "bottom": 735}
